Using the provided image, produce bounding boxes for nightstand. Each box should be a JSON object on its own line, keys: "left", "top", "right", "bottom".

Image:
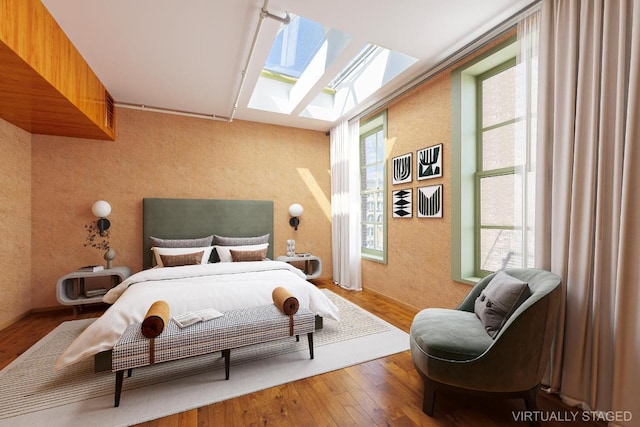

{"left": 276, "top": 255, "right": 322, "bottom": 280}
{"left": 56, "top": 266, "right": 131, "bottom": 314}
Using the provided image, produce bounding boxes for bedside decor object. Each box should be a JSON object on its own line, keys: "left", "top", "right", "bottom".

{"left": 286, "top": 239, "right": 296, "bottom": 256}
{"left": 85, "top": 288, "right": 108, "bottom": 298}
{"left": 104, "top": 248, "right": 116, "bottom": 269}
{"left": 79, "top": 265, "right": 104, "bottom": 272}
{"left": 92, "top": 200, "right": 112, "bottom": 235}
{"left": 85, "top": 200, "right": 115, "bottom": 268}
{"left": 288, "top": 203, "right": 303, "bottom": 230}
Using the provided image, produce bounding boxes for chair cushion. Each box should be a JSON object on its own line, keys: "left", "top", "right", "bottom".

{"left": 410, "top": 308, "right": 493, "bottom": 361}
{"left": 474, "top": 271, "right": 531, "bottom": 338}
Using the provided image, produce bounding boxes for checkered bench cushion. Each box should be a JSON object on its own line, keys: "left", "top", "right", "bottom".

{"left": 113, "top": 304, "right": 316, "bottom": 371}
{"left": 111, "top": 304, "right": 316, "bottom": 406}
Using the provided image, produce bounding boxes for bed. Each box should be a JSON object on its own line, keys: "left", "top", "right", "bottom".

{"left": 55, "top": 198, "right": 339, "bottom": 371}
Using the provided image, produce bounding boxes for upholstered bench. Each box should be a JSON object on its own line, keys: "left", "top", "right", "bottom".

{"left": 111, "top": 304, "right": 316, "bottom": 407}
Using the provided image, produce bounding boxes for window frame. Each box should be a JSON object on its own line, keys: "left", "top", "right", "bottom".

{"left": 475, "top": 58, "right": 521, "bottom": 277}
{"left": 450, "top": 36, "right": 519, "bottom": 284}
{"left": 359, "top": 111, "right": 388, "bottom": 263}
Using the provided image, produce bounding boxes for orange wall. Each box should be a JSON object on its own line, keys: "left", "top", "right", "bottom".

{"left": 29, "top": 109, "right": 332, "bottom": 309}
{"left": 361, "top": 32, "right": 515, "bottom": 311}
{"left": 0, "top": 118, "right": 32, "bottom": 328}
{"left": 361, "top": 73, "right": 470, "bottom": 310}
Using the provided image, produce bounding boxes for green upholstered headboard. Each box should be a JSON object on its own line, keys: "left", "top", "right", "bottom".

{"left": 142, "top": 198, "right": 274, "bottom": 269}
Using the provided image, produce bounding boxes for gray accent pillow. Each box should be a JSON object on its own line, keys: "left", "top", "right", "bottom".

{"left": 149, "top": 235, "right": 214, "bottom": 248}
{"left": 474, "top": 271, "right": 531, "bottom": 338}
{"left": 213, "top": 234, "right": 270, "bottom": 246}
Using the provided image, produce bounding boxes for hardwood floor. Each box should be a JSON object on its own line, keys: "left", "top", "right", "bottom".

{"left": 0, "top": 280, "right": 601, "bottom": 427}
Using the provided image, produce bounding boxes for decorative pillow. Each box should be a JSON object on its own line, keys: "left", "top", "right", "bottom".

{"left": 160, "top": 251, "right": 204, "bottom": 267}
{"left": 214, "top": 243, "right": 269, "bottom": 263}
{"left": 213, "top": 234, "right": 270, "bottom": 246}
{"left": 149, "top": 235, "right": 213, "bottom": 248}
{"left": 151, "top": 246, "right": 214, "bottom": 267}
{"left": 474, "top": 271, "right": 531, "bottom": 338}
{"left": 230, "top": 248, "right": 268, "bottom": 262}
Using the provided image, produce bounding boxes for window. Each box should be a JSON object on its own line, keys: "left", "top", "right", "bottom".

{"left": 263, "top": 16, "right": 329, "bottom": 79}
{"left": 250, "top": 14, "right": 417, "bottom": 123}
{"left": 451, "top": 36, "right": 536, "bottom": 283}
{"left": 360, "top": 112, "right": 387, "bottom": 262}
{"left": 476, "top": 60, "right": 533, "bottom": 274}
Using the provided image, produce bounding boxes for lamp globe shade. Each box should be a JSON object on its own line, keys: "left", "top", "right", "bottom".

{"left": 288, "top": 203, "right": 303, "bottom": 217}
{"left": 92, "top": 200, "right": 112, "bottom": 218}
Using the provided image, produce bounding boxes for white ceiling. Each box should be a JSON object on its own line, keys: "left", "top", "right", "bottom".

{"left": 41, "top": 0, "right": 536, "bottom": 132}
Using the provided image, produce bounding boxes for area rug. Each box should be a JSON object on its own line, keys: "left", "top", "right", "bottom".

{"left": 0, "top": 289, "right": 409, "bottom": 427}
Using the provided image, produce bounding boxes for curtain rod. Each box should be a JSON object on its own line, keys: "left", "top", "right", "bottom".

{"left": 349, "top": 0, "right": 542, "bottom": 123}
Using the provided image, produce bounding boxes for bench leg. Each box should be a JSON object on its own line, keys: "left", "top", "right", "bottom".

{"left": 222, "top": 349, "right": 230, "bottom": 380}
{"left": 308, "top": 332, "right": 314, "bottom": 359}
{"left": 127, "top": 368, "right": 132, "bottom": 378}
{"left": 115, "top": 370, "right": 124, "bottom": 407}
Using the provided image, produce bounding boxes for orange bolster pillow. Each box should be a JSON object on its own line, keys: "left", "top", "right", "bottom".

{"left": 272, "top": 287, "right": 299, "bottom": 315}
{"left": 141, "top": 300, "right": 170, "bottom": 338}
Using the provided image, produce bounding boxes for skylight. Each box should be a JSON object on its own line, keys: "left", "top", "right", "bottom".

{"left": 264, "top": 16, "right": 328, "bottom": 79}
{"left": 327, "top": 44, "right": 379, "bottom": 89}
{"left": 249, "top": 13, "right": 418, "bottom": 122}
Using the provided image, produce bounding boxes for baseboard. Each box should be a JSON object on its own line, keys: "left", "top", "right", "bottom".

{"left": 29, "top": 305, "right": 68, "bottom": 314}
{"left": 1, "top": 305, "right": 72, "bottom": 331}
{"left": 1, "top": 305, "right": 77, "bottom": 331}
{"left": 364, "top": 287, "right": 420, "bottom": 314}
{"left": 312, "top": 278, "right": 418, "bottom": 314}
{"left": 0, "top": 311, "right": 30, "bottom": 331}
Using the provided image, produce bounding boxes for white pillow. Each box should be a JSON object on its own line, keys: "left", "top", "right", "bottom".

{"left": 151, "top": 246, "right": 213, "bottom": 267}
{"left": 214, "top": 243, "right": 269, "bottom": 263}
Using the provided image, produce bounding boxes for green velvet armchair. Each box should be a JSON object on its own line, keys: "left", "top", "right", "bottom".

{"left": 410, "top": 268, "right": 561, "bottom": 423}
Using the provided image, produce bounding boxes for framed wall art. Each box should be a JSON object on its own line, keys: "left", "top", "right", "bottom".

{"left": 417, "top": 184, "right": 442, "bottom": 218}
{"left": 391, "top": 152, "right": 412, "bottom": 184}
{"left": 392, "top": 189, "right": 412, "bottom": 218}
{"left": 417, "top": 143, "right": 442, "bottom": 180}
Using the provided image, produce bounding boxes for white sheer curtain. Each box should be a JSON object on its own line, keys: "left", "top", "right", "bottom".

{"left": 536, "top": 0, "right": 640, "bottom": 423}
{"left": 330, "top": 119, "right": 362, "bottom": 291}
{"left": 514, "top": 10, "right": 540, "bottom": 270}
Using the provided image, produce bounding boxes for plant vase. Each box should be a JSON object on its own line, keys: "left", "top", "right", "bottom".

{"left": 104, "top": 248, "right": 116, "bottom": 269}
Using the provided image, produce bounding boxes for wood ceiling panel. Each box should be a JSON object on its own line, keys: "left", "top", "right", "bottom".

{"left": 0, "top": 0, "right": 115, "bottom": 140}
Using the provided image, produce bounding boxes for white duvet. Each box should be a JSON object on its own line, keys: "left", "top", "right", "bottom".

{"left": 55, "top": 261, "right": 340, "bottom": 370}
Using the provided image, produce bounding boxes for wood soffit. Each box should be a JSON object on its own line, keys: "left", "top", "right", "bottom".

{"left": 0, "top": 0, "right": 115, "bottom": 141}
